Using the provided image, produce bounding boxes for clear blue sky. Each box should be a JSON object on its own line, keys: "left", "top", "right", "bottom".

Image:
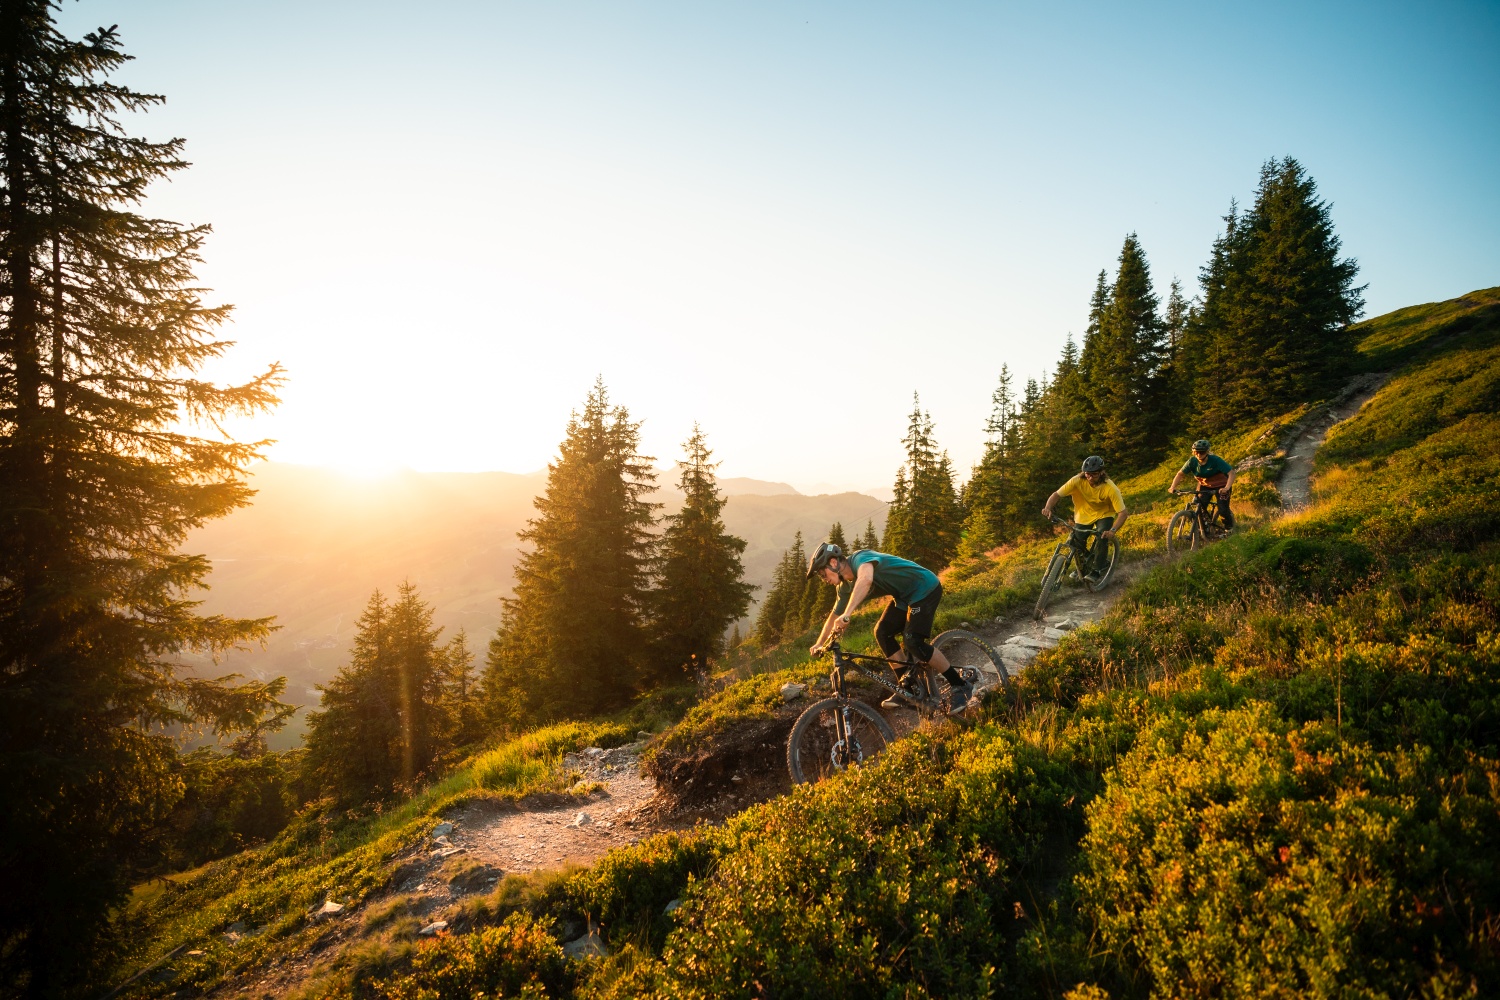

{"left": 56, "top": 1, "right": 1500, "bottom": 492}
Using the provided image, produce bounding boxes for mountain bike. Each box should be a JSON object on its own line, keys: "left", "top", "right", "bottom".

{"left": 787, "top": 633, "right": 1008, "bottom": 785}
{"left": 1033, "top": 513, "right": 1119, "bottom": 619}
{"left": 1166, "top": 488, "right": 1230, "bottom": 554}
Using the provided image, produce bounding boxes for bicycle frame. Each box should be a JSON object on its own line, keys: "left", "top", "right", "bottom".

{"left": 1045, "top": 513, "right": 1106, "bottom": 572}
{"left": 1175, "top": 488, "right": 1226, "bottom": 533}
{"left": 821, "top": 642, "right": 936, "bottom": 711}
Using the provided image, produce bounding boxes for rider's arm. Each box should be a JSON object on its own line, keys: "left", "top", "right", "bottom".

{"left": 1169, "top": 470, "right": 1184, "bottom": 492}
{"left": 1103, "top": 507, "right": 1129, "bottom": 539}
{"left": 1223, "top": 468, "right": 1236, "bottom": 492}
{"left": 1041, "top": 490, "right": 1063, "bottom": 516}
{"left": 838, "top": 562, "right": 876, "bottom": 622}
{"left": 811, "top": 608, "right": 841, "bottom": 654}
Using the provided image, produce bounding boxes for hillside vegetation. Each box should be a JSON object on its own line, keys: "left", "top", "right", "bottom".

{"left": 117, "top": 289, "right": 1500, "bottom": 998}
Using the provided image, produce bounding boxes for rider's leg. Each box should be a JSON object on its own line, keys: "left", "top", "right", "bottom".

{"left": 1219, "top": 492, "right": 1235, "bottom": 528}
{"left": 902, "top": 583, "right": 959, "bottom": 691}
{"left": 875, "top": 601, "right": 915, "bottom": 707}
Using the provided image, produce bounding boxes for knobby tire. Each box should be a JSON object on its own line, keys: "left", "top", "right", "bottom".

{"left": 932, "top": 629, "right": 1009, "bottom": 695}
{"left": 1033, "top": 548, "right": 1067, "bottom": 619}
{"left": 1167, "top": 508, "right": 1200, "bottom": 555}
{"left": 787, "top": 697, "right": 896, "bottom": 785}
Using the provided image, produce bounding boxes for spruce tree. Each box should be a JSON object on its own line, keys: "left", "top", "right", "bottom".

{"left": 753, "top": 532, "right": 803, "bottom": 647}
{"left": 0, "top": 10, "right": 285, "bottom": 991}
{"left": 485, "top": 380, "right": 657, "bottom": 722}
{"left": 884, "top": 395, "right": 963, "bottom": 569}
{"left": 302, "top": 583, "right": 447, "bottom": 804}
{"left": 1203, "top": 158, "right": 1364, "bottom": 427}
{"left": 859, "top": 520, "right": 879, "bottom": 551}
{"left": 1074, "top": 269, "right": 1113, "bottom": 435}
{"left": 649, "top": 424, "right": 753, "bottom": 680}
{"left": 1088, "top": 234, "right": 1169, "bottom": 472}
{"left": 959, "top": 366, "right": 1015, "bottom": 558}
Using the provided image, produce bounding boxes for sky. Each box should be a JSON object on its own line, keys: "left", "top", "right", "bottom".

{"left": 56, "top": 0, "right": 1500, "bottom": 494}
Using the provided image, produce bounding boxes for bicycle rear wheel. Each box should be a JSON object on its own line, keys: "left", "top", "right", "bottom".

{"left": 1166, "top": 509, "right": 1200, "bottom": 555}
{"left": 932, "top": 629, "right": 1009, "bottom": 696}
{"left": 1033, "top": 548, "right": 1068, "bottom": 619}
{"left": 787, "top": 698, "right": 896, "bottom": 785}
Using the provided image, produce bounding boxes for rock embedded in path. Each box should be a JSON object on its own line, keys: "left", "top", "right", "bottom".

{"left": 431, "top": 822, "right": 454, "bottom": 838}
{"left": 1043, "top": 627, "right": 1068, "bottom": 641}
{"left": 780, "top": 682, "right": 806, "bottom": 702}
{"left": 1006, "top": 635, "right": 1056, "bottom": 651}
{"left": 565, "top": 927, "right": 609, "bottom": 959}
{"left": 311, "top": 900, "right": 344, "bottom": 920}
{"left": 570, "top": 812, "right": 592, "bottom": 827}
{"left": 584, "top": 747, "right": 604, "bottom": 758}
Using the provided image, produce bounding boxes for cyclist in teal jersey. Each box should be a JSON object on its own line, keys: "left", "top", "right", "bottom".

{"left": 1169, "top": 438, "right": 1237, "bottom": 528}
{"left": 806, "top": 542, "right": 973, "bottom": 714}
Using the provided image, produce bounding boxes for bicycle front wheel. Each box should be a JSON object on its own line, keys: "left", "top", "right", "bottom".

{"left": 1033, "top": 548, "right": 1068, "bottom": 619}
{"left": 1166, "top": 509, "right": 1200, "bottom": 555}
{"left": 932, "top": 629, "right": 1009, "bottom": 695}
{"left": 787, "top": 698, "right": 896, "bottom": 785}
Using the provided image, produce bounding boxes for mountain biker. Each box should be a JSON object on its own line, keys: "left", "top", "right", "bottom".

{"left": 806, "top": 542, "right": 974, "bottom": 715}
{"left": 1041, "top": 455, "right": 1129, "bottom": 585}
{"left": 1168, "top": 438, "right": 1236, "bottom": 529}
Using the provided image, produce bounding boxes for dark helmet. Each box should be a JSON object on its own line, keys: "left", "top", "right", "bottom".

{"left": 1192, "top": 439, "right": 1212, "bottom": 453}
{"left": 806, "top": 541, "right": 844, "bottom": 580}
{"left": 1081, "top": 455, "right": 1105, "bottom": 474}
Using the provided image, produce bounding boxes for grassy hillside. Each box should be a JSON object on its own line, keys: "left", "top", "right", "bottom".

{"left": 118, "top": 289, "right": 1500, "bottom": 999}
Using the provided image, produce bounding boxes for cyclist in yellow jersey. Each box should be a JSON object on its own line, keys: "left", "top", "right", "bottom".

{"left": 1041, "top": 455, "right": 1129, "bottom": 584}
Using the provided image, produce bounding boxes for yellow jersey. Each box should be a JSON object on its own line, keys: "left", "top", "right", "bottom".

{"left": 1058, "top": 474, "right": 1125, "bottom": 524}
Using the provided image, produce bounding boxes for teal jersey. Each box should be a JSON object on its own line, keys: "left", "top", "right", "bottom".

{"left": 833, "top": 549, "right": 940, "bottom": 615}
{"left": 1182, "top": 454, "right": 1232, "bottom": 478}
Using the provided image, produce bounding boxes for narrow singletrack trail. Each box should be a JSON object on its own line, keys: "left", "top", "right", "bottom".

{"left": 1278, "top": 373, "right": 1389, "bottom": 511}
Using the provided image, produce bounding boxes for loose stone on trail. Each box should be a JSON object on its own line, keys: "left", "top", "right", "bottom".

{"left": 780, "top": 682, "right": 806, "bottom": 702}
{"left": 570, "top": 812, "right": 592, "bottom": 827}
{"left": 418, "top": 921, "right": 448, "bottom": 937}
{"left": 431, "top": 822, "right": 454, "bottom": 838}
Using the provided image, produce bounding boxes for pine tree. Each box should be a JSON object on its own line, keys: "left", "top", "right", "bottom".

{"left": 302, "top": 583, "right": 447, "bottom": 804}
{"left": 959, "top": 366, "right": 1015, "bottom": 558}
{"left": 884, "top": 395, "right": 963, "bottom": 569}
{"left": 0, "top": 11, "right": 286, "bottom": 991}
{"left": 1088, "top": 234, "right": 1169, "bottom": 472}
{"left": 859, "top": 520, "right": 879, "bottom": 551}
{"left": 1202, "top": 158, "right": 1364, "bottom": 427}
{"left": 437, "top": 630, "right": 484, "bottom": 750}
{"left": 1074, "top": 269, "right": 1113, "bottom": 434}
{"left": 649, "top": 424, "right": 753, "bottom": 681}
{"left": 753, "top": 532, "right": 804, "bottom": 647}
{"left": 484, "top": 380, "right": 658, "bottom": 722}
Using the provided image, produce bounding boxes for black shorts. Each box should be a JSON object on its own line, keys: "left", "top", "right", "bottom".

{"left": 873, "top": 582, "right": 942, "bottom": 662}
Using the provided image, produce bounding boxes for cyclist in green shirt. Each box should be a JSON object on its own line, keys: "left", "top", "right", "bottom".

{"left": 1168, "top": 438, "right": 1236, "bottom": 528}
{"left": 806, "top": 542, "right": 974, "bottom": 714}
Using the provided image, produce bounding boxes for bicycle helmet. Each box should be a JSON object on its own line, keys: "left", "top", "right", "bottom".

{"left": 1192, "top": 439, "right": 1212, "bottom": 453}
{"left": 806, "top": 541, "right": 844, "bottom": 580}
{"left": 1081, "top": 455, "right": 1105, "bottom": 474}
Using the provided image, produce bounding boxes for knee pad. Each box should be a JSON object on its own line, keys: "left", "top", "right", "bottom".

{"left": 902, "top": 630, "right": 935, "bottom": 663}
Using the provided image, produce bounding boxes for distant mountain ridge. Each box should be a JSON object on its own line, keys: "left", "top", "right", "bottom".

{"left": 184, "top": 462, "right": 884, "bottom": 743}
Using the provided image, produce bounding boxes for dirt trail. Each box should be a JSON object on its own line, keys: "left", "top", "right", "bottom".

{"left": 1278, "top": 373, "right": 1389, "bottom": 511}
{"left": 455, "top": 744, "right": 659, "bottom": 873}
